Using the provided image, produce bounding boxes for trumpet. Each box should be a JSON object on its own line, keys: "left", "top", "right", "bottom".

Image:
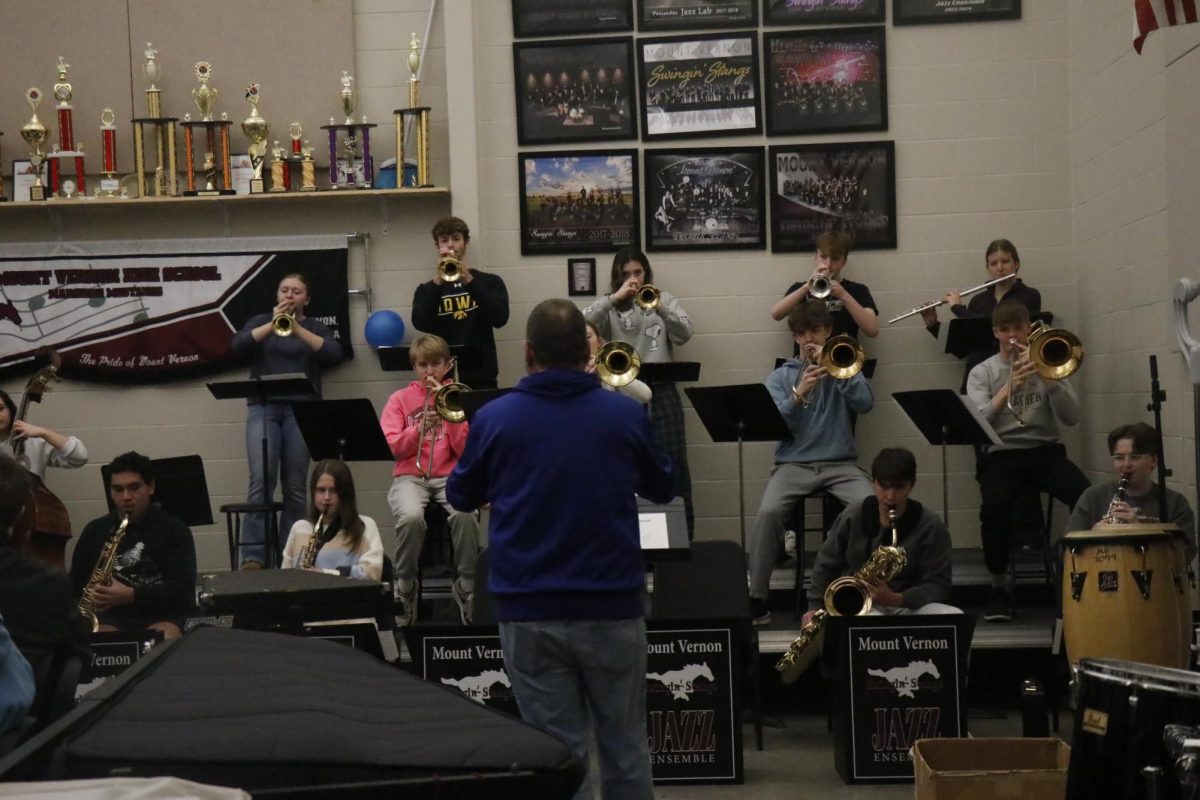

{"left": 437, "top": 256, "right": 463, "bottom": 283}
{"left": 808, "top": 272, "right": 832, "bottom": 300}
{"left": 272, "top": 307, "right": 296, "bottom": 336}
{"left": 634, "top": 283, "right": 660, "bottom": 311}
{"left": 776, "top": 507, "right": 906, "bottom": 683}
{"left": 1006, "top": 322, "right": 1084, "bottom": 425}
{"left": 594, "top": 341, "right": 641, "bottom": 387}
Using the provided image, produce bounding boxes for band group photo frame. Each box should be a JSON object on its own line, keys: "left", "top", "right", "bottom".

{"left": 763, "top": 0, "right": 884, "bottom": 25}
{"left": 893, "top": 0, "right": 1020, "bottom": 25}
{"left": 638, "top": 31, "right": 762, "bottom": 141}
{"left": 764, "top": 27, "right": 888, "bottom": 137}
{"left": 643, "top": 146, "right": 766, "bottom": 251}
{"left": 511, "top": 0, "right": 633, "bottom": 37}
{"left": 637, "top": 0, "right": 759, "bottom": 32}
{"left": 518, "top": 149, "right": 640, "bottom": 255}
{"left": 768, "top": 140, "right": 897, "bottom": 252}
{"left": 514, "top": 37, "right": 639, "bottom": 146}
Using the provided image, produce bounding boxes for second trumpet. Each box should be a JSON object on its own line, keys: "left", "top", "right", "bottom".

{"left": 272, "top": 307, "right": 296, "bottom": 336}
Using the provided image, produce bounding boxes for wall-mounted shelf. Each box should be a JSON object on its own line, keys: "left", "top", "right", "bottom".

{"left": 0, "top": 186, "right": 448, "bottom": 210}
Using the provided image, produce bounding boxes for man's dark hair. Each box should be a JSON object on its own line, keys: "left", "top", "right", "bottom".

{"left": 0, "top": 455, "right": 31, "bottom": 536}
{"left": 871, "top": 447, "right": 917, "bottom": 487}
{"left": 992, "top": 298, "right": 1030, "bottom": 328}
{"left": 1108, "top": 422, "right": 1159, "bottom": 456}
{"left": 787, "top": 301, "right": 833, "bottom": 334}
{"left": 109, "top": 452, "right": 156, "bottom": 485}
{"left": 527, "top": 299, "right": 589, "bottom": 369}
{"left": 431, "top": 216, "right": 470, "bottom": 242}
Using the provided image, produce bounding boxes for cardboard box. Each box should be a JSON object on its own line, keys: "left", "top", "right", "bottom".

{"left": 912, "top": 737, "right": 1069, "bottom": 800}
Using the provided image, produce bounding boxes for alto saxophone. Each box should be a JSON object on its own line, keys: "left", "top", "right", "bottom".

{"left": 775, "top": 507, "right": 907, "bottom": 684}
{"left": 78, "top": 514, "right": 131, "bottom": 632}
{"left": 297, "top": 511, "right": 326, "bottom": 570}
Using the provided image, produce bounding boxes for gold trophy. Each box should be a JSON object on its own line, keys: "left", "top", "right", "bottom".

{"left": 240, "top": 83, "right": 269, "bottom": 193}
{"left": 143, "top": 43, "right": 162, "bottom": 116}
{"left": 132, "top": 42, "right": 178, "bottom": 197}
{"left": 394, "top": 32, "right": 432, "bottom": 188}
{"left": 340, "top": 70, "right": 356, "bottom": 124}
{"left": 20, "top": 88, "right": 50, "bottom": 201}
{"left": 300, "top": 140, "right": 317, "bottom": 191}
{"left": 181, "top": 61, "right": 234, "bottom": 195}
{"left": 192, "top": 61, "right": 218, "bottom": 121}
{"left": 269, "top": 140, "right": 288, "bottom": 192}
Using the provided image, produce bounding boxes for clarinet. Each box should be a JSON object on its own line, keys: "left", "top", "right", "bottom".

{"left": 1102, "top": 474, "right": 1131, "bottom": 524}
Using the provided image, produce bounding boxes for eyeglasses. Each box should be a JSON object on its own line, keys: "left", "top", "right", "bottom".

{"left": 1111, "top": 453, "right": 1148, "bottom": 463}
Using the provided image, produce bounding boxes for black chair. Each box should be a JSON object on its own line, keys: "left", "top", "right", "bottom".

{"left": 651, "top": 540, "right": 763, "bottom": 751}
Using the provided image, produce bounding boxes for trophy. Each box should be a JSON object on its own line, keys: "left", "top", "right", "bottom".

{"left": 47, "top": 56, "right": 86, "bottom": 198}
{"left": 132, "top": 42, "right": 178, "bottom": 197}
{"left": 340, "top": 71, "right": 356, "bottom": 124}
{"left": 322, "top": 71, "right": 376, "bottom": 189}
{"left": 394, "top": 32, "right": 433, "bottom": 188}
{"left": 144, "top": 43, "right": 162, "bottom": 116}
{"left": 97, "top": 108, "right": 119, "bottom": 197}
{"left": 20, "top": 88, "right": 50, "bottom": 201}
{"left": 240, "top": 83, "right": 269, "bottom": 193}
{"left": 180, "top": 61, "right": 234, "bottom": 195}
{"left": 299, "top": 139, "right": 317, "bottom": 192}
{"left": 192, "top": 61, "right": 217, "bottom": 122}
{"left": 0, "top": 131, "right": 6, "bottom": 201}
{"left": 269, "top": 140, "right": 288, "bottom": 192}
{"left": 289, "top": 121, "right": 303, "bottom": 157}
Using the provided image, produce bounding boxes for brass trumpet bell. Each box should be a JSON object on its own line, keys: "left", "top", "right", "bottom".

{"left": 634, "top": 283, "right": 660, "bottom": 311}
{"left": 1028, "top": 321, "right": 1083, "bottom": 380}
{"left": 433, "top": 381, "right": 469, "bottom": 423}
{"left": 819, "top": 334, "right": 864, "bottom": 379}
{"left": 595, "top": 341, "right": 641, "bottom": 387}
{"left": 438, "top": 256, "right": 463, "bottom": 283}
{"left": 272, "top": 308, "right": 296, "bottom": 336}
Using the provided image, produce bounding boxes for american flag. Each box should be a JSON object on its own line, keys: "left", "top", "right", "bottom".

{"left": 1134, "top": 0, "right": 1199, "bottom": 53}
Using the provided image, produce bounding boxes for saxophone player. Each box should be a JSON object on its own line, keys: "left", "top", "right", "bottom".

{"left": 803, "top": 448, "right": 960, "bottom": 629}
{"left": 281, "top": 459, "right": 383, "bottom": 580}
{"left": 68, "top": 452, "right": 196, "bottom": 639}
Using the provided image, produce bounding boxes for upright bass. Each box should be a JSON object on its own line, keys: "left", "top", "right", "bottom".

{"left": 7, "top": 349, "right": 73, "bottom": 567}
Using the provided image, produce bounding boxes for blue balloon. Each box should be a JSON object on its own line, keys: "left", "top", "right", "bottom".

{"left": 364, "top": 309, "right": 406, "bottom": 349}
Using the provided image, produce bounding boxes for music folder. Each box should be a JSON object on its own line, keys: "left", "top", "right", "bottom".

{"left": 637, "top": 496, "right": 689, "bottom": 555}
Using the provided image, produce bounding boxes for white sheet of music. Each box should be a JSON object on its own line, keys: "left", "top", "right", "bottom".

{"left": 639, "top": 512, "right": 670, "bottom": 550}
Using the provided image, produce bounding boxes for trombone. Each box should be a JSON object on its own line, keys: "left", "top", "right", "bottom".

{"left": 1005, "top": 321, "right": 1084, "bottom": 425}
{"left": 414, "top": 358, "right": 470, "bottom": 478}
{"left": 634, "top": 283, "right": 659, "bottom": 311}
{"left": 437, "top": 256, "right": 463, "bottom": 283}
{"left": 272, "top": 307, "right": 296, "bottom": 336}
{"left": 802, "top": 335, "right": 864, "bottom": 380}
{"left": 594, "top": 341, "right": 641, "bottom": 387}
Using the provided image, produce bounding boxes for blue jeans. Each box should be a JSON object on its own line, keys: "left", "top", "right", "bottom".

{"left": 242, "top": 401, "right": 310, "bottom": 565}
{"left": 499, "top": 618, "right": 652, "bottom": 800}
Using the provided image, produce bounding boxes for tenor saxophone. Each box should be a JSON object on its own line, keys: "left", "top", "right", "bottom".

{"left": 297, "top": 511, "right": 326, "bottom": 569}
{"left": 775, "top": 508, "right": 907, "bottom": 684}
{"left": 78, "top": 514, "right": 130, "bottom": 632}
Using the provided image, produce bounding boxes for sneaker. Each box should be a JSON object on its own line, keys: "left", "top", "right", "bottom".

{"left": 983, "top": 586, "right": 1013, "bottom": 622}
{"left": 783, "top": 530, "right": 797, "bottom": 559}
{"left": 750, "top": 598, "right": 772, "bottom": 627}
{"left": 395, "top": 584, "right": 417, "bottom": 627}
{"left": 452, "top": 580, "right": 473, "bottom": 626}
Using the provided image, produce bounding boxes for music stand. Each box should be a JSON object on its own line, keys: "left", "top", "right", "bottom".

{"left": 945, "top": 312, "right": 1054, "bottom": 360}
{"left": 685, "top": 384, "right": 789, "bottom": 550}
{"left": 375, "top": 344, "right": 481, "bottom": 374}
{"left": 207, "top": 373, "right": 316, "bottom": 566}
{"left": 101, "top": 454, "right": 214, "bottom": 527}
{"left": 892, "top": 389, "right": 1001, "bottom": 525}
{"left": 460, "top": 388, "right": 511, "bottom": 423}
{"left": 290, "top": 398, "right": 393, "bottom": 463}
{"left": 638, "top": 361, "right": 700, "bottom": 384}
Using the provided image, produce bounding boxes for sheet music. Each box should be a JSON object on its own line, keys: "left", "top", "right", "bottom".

{"left": 639, "top": 512, "right": 671, "bottom": 550}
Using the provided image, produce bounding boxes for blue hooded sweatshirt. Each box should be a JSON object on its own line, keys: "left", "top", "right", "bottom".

{"left": 447, "top": 368, "right": 675, "bottom": 622}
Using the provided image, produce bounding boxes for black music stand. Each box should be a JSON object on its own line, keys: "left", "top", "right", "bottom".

{"left": 207, "top": 374, "right": 316, "bottom": 566}
{"left": 945, "top": 312, "right": 1054, "bottom": 360}
{"left": 461, "top": 388, "right": 511, "bottom": 422}
{"left": 376, "top": 343, "right": 481, "bottom": 376}
{"left": 638, "top": 361, "right": 700, "bottom": 384}
{"left": 685, "top": 384, "right": 789, "bottom": 550}
{"left": 290, "top": 398, "right": 393, "bottom": 463}
{"left": 892, "top": 389, "right": 1000, "bottom": 525}
{"left": 101, "top": 455, "right": 214, "bottom": 527}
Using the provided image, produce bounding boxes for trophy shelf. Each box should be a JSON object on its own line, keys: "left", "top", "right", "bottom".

{"left": 0, "top": 185, "right": 448, "bottom": 210}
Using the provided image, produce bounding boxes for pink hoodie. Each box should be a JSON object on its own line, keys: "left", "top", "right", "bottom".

{"left": 380, "top": 381, "right": 471, "bottom": 478}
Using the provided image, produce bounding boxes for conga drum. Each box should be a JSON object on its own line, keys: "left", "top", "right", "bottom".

{"left": 1061, "top": 523, "right": 1192, "bottom": 670}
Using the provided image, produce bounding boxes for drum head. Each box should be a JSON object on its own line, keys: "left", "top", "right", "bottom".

{"left": 1064, "top": 522, "right": 1183, "bottom": 542}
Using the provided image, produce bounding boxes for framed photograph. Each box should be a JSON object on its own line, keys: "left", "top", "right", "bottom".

{"left": 764, "top": 27, "right": 888, "bottom": 137}
{"left": 519, "top": 149, "right": 640, "bottom": 255}
{"left": 769, "top": 140, "right": 896, "bottom": 252}
{"left": 893, "top": 0, "right": 1020, "bottom": 25}
{"left": 568, "top": 258, "right": 598, "bottom": 296}
{"left": 10, "top": 160, "right": 48, "bottom": 203}
{"left": 512, "top": 0, "right": 633, "bottom": 37}
{"left": 644, "top": 146, "right": 765, "bottom": 251}
{"left": 638, "top": 32, "right": 761, "bottom": 141}
{"left": 514, "top": 37, "right": 638, "bottom": 146}
{"left": 637, "top": 0, "right": 758, "bottom": 32}
{"left": 763, "top": 0, "right": 884, "bottom": 25}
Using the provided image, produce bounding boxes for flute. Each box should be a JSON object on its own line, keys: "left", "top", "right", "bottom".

{"left": 888, "top": 275, "right": 1014, "bottom": 324}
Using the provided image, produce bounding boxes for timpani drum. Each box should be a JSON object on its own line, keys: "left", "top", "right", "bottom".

{"left": 1061, "top": 523, "right": 1193, "bottom": 670}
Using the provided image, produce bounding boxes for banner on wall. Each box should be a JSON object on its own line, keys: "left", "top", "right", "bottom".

{"left": 0, "top": 236, "right": 352, "bottom": 382}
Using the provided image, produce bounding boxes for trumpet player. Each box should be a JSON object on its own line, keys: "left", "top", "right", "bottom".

{"left": 68, "top": 452, "right": 195, "bottom": 639}
{"left": 804, "top": 448, "right": 959, "bottom": 629}
{"left": 770, "top": 230, "right": 879, "bottom": 344}
{"left": 232, "top": 272, "right": 344, "bottom": 568}
{"left": 1067, "top": 423, "right": 1195, "bottom": 554}
{"left": 281, "top": 459, "right": 383, "bottom": 580}
{"left": 967, "top": 300, "right": 1089, "bottom": 622}
{"left": 411, "top": 217, "right": 510, "bottom": 390}
{"left": 585, "top": 247, "right": 695, "bottom": 536}
{"left": 380, "top": 334, "right": 480, "bottom": 626}
{"left": 748, "top": 303, "right": 875, "bottom": 626}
